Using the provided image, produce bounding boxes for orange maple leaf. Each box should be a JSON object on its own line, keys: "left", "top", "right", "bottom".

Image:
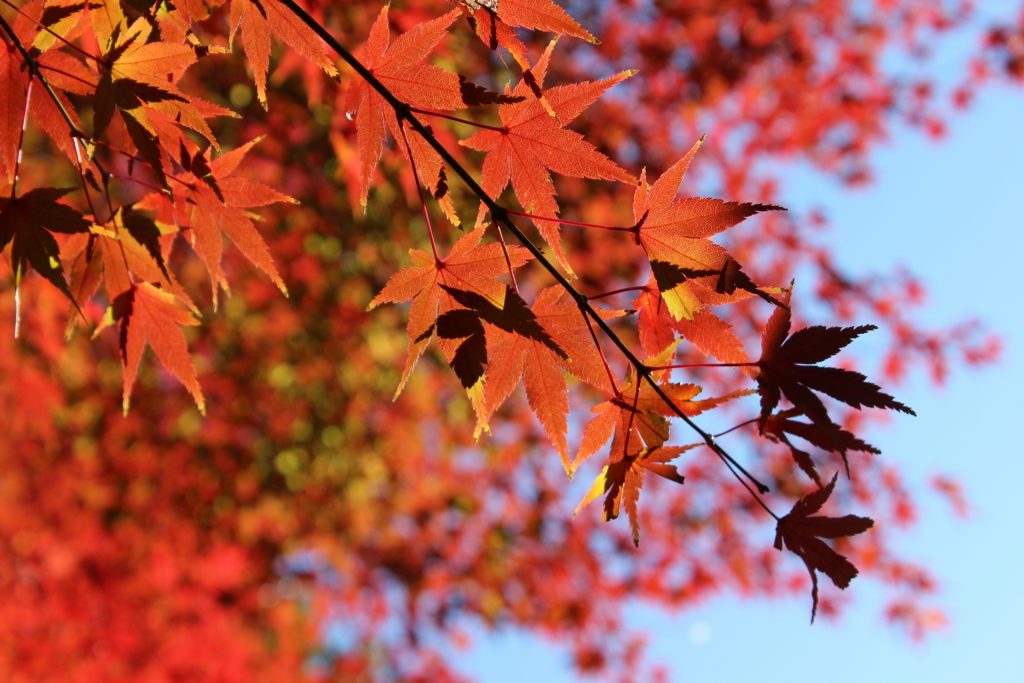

{"left": 112, "top": 282, "right": 205, "bottom": 415}
{"left": 631, "top": 137, "right": 783, "bottom": 318}
{"left": 368, "top": 227, "right": 531, "bottom": 398}
{"left": 346, "top": 6, "right": 463, "bottom": 211}
{"left": 458, "top": 0, "right": 595, "bottom": 70}
{"left": 138, "top": 138, "right": 294, "bottom": 307}
{"left": 230, "top": 0, "right": 339, "bottom": 109}
{"left": 461, "top": 42, "right": 634, "bottom": 273}
{"left": 575, "top": 443, "right": 694, "bottom": 547}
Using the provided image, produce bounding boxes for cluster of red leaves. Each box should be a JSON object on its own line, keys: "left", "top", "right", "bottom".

{"left": 0, "top": 0, "right": 1009, "bottom": 680}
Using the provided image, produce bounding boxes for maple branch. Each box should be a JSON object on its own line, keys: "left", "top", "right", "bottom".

{"left": 276, "top": 0, "right": 774, "bottom": 507}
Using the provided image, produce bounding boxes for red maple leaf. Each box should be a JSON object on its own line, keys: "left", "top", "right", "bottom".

{"left": 757, "top": 303, "right": 915, "bottom": 430}
{"left": 461, "top": 42, "right": 634, "bottom": 273}
{"left": 573, "top": 344, "right": 749, "bottom": 473}
{"left": 774, "top": 474, "right": 874, "bottom": 621}
{"left": 110, "top": 281, "right": 205, "bottom": 415}
{"left": 481, "top": 286, "right": 621, "bottom": 471}
{"left": 230, "top": 0, "right": 339, "bottom": 109}
{"left": 91, "top": 16, "right": 234, "bottom": 171}
{"left": 0, "top": 187, "right": 88, "bottom": 306}
{"left": 368, "top": 227, "right": 531, "bottom": 399}
{"left": 762, "top": 407, "right": 881, "bottom": 485}
{"left": 0, "top": 2, "right": 95, "bottom": 176}
{"left": 345, "top": 6, "right": 463, "bottom": 211}
{"left": 457, "top": 0, "right": 596, "bottom": 71}
{"left": 631, "top": 137, "right": 783, "bottom": 317}
{"left": 575, "top": 443, "right": 694, "bottom": 547}
{"left": 139, "top": 138, "right": 293, "bottom": 307}
{"left": 634, "top": 277, "right": 750, "bottom": 363}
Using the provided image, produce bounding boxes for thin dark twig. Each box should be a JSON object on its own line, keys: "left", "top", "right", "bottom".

{"left": 714, "top": 417, "right": 759, "bottom": 439}
{"left": 410, "top": 106, "right": 507, "bottom": 133}
{"left": 588, "top": 285, "right": 648, "bottom": 301}
{"left": 506, "top": 209, "right": 631, "bottom": 231}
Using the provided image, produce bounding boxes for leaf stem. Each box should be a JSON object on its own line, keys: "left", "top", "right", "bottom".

{"left": 9, "top": 80, "right": 31, "bottom": 197}
{"left": 621, "top": 379, "right": 642, "bottom": 457}
{"left": 409, "top": 106, "right": 507, "bottom": 133}
{"left": 579, "top": 302, "right": 619, "bottom": 395}
{"left": 588, "top": 285, "right": 648, "bottom": 301}
{"left": 396, "top": 119, "right": 441, "bottom": 262}
{"left": 505, "top": 209, "right": 630, "bottom": 231}
{"left": 714, "top": 417, "right": 760, "bottom": 439}
{"left": 647, "top": 362, "right": 758, "bottom": 370}
{"left": 493, "top": 223, "right": 520, "bottom": 294}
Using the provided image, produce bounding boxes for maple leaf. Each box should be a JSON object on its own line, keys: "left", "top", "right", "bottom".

{"left": 419, "top": 284, "right": 572, "bottom": 464}
{"left": 64, "top": 207, "right": 197, "bottom": 336}
{"left": 0, "top": 40, "right": 30, "bottom": 187}
{"left": 756, "top": 303, "right": 915, "bottom": 431}
{"left": 572, "top": 343, "right": 748, "bottom": 473}
{"left": 368, "top": 227, "right": 531, "bottom": 397}
{"left": 430, "top": 283, "right": 565, "bottom": 388}
{"left": 138, "top": 138, "right": 293, "bottom": 307}
{"left": 630, "top": 137, "right": 783, "bottom": 317}
{"left": 634, "top": 276, "right": 750, "bottom": 363}
{"left": 774, "top": 474, "right": 874, "bottom": 621}
{"left": 457, "top": 0, "right": 595, "bottom": 70}
{"left": 230, "top": 0, "right": 339, "bottom": 109}
{"left": 575, "top": 443, "right": 694, "bottom": 547}
{"left": 0, "top": 187, "right": 89, "bottom": 305}
{"left": 109, "top": 282, "right": 205, "bottom": 415}
{"left": 346, "top": 6, "right": 463, "bottom": 211}
{"left": 763, "top": 408, "right": 881, "bottom": 485}
{"left": 91, "top": 17, "right": 234, "bottom": 181}
{"left": 481, "top": 286, "right": 623, "bottom": 470}
{"left": 494, "top": 0, "right": 596, "bottom": 43}
{"left": 461, "top": 42, "right": 634, "bottom": 273}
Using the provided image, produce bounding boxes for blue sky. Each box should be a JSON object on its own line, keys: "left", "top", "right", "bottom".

{"left": 456, "top": 42, "right": 1024, "bottom": 683}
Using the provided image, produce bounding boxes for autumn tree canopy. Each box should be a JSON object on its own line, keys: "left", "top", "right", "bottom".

{"left": 0, "top": 0, "right": 1013, "bottom": 680}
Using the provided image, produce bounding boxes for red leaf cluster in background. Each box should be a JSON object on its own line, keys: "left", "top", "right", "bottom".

{"left": 0, "top": 0, "right": 1012, "bottom": 680}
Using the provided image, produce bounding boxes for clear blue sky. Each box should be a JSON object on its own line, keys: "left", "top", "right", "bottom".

{"left": 455, "top": 38, "right": 1024, "bottom": 683}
